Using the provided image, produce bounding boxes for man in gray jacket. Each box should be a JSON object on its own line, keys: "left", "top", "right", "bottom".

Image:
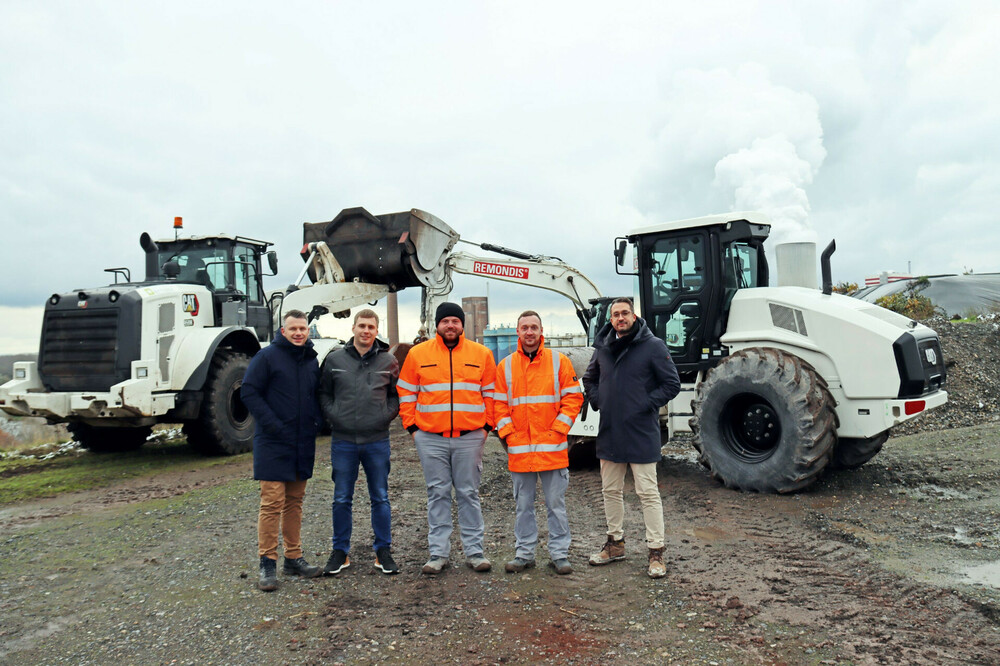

{"left": 318, "top": 309, "right": 401, "bottom": 575}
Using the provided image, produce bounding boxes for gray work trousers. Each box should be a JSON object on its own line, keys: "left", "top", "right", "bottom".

{"left": 413, "top": 429, "right": 487, "bottom": 559}
{"left": 511, "top": 468, "right": 570, "bottom": 561}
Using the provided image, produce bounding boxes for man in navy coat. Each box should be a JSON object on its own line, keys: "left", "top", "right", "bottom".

{"left": 241, "top": 309, "right": 323, "bottom": 591}
{"left": 583, "top": 297, "right": 680, "bottom": 579}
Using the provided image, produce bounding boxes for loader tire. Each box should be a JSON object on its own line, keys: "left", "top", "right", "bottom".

{"left": 187, "top": 351, "right": 254, "bottom": 456}
{"left": 567, "top": 436, "right": 598, "bottom": 470}
{"left": 68, "top": 423, "right": 151, "bottom": 453}
{"left": 690, "top": 348, "right": 838, "bottom": 493}
{"left": 829, "top": 431, "right": 889, "bottom": 470}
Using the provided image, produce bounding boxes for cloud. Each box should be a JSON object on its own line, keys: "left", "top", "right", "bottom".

{"left": 634, "top": 63, "right": 826, "bottom": 245}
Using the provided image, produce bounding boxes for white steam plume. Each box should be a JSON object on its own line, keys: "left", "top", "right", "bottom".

{"left": 636, "top": 63, "right": 826, "bottom": 245}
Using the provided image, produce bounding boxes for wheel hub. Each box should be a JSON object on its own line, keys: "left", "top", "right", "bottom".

{"left": 720, "top": 394, "right": 782, "bottom": 462}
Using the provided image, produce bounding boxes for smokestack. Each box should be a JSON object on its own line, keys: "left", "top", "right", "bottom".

{"left": 386, "top": 292, "right": 399, "bottom": 345}
{"left": 775, "top": 242, "right": 818, "bottom": 289}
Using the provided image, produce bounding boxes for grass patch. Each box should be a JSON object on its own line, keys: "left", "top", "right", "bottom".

{"left": 0, "top": 438, "right": 250, "bottom": 505}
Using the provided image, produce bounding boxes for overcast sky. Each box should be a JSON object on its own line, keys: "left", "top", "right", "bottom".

{"left": 1, "top": 1, "right": 997, "bottom": 352}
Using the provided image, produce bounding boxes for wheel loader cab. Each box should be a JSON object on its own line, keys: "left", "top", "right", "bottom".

{"left": 150, "top": 236, "right": 274, "bottom": 341}
{"left": 627, "top": 216, "right": 770, "bottom": 374}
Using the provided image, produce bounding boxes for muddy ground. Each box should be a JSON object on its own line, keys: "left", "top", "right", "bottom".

{"left": 1, "top": 420, "right": 998, "bottom": 666}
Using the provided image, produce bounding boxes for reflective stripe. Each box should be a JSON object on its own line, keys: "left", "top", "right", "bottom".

{"left": 400, "top": 395, "right": 417, "bottom": 403}
{"left": 496, "top": 416, "right": 513, "bottom": 430}
{"left": 481, "top": 382, "right": 495, "bottom": 391}
{"left": 396, "top": 378, "right": 418, "bottom": 392}
{"left": 419, "top": 382, "right": 482, "bottom": 393}
{"left": 416, "top": 403, "right": 486, "bottom": 413}
{"left": 560, "top": 385, "right": 583, "bottom": 396}
{"left": 488, "top": 392, "right": 508, "bottom": 401}
{"left": 551, "top": 350, "right": 560, "bottom": 397}
{"left": 507, "top": 441, "right": 568, "bottom": 454}
{"left": 556, "top": 413, "right": 574, "bottom": 427}
{"left": 510, "top": 395, "right": 558, "bottom": 407}
{"left": 504, "top": 354, "right": 513, "bottom": 391}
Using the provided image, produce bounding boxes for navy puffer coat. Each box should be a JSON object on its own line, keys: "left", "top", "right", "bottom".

{"left": 241, "top": 333, "right": 321, "bottom": 482}
{"left": 582, "top": 317, "right": 681, "bottom": 464}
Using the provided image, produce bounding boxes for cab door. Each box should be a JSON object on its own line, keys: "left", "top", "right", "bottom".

{"left": 637, "top": 230, "right": 722, "bottom": 371}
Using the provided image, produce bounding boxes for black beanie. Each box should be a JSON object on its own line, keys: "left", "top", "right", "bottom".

{"left": 435, "top": 302, "right": 465, "bottom": 326}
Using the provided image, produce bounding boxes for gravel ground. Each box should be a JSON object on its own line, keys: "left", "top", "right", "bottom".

{"left": 1, "top": 318, "right": 998, "bottom": 665}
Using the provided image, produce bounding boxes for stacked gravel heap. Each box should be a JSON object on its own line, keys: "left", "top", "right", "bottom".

{"left": 894, "top": 314, "right": 1000, "bottom": 435}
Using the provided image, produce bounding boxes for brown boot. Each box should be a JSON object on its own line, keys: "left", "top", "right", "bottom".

{"left": 588, "top": 537, "right": 625, "bottom": 566}
{"left": 647, "top": 547, "right": 666, "bottom": 579}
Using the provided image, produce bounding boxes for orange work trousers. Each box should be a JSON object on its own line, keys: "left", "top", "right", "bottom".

{"left": 257, "top": 480, "right": 308, "bottom": 560}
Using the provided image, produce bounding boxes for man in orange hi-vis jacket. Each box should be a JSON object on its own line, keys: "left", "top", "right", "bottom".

{"left": 397, "top": 302, "right": 497, "bottom": 575}
{"left": 494, "top": 310, "right": 584, "bottom": 575}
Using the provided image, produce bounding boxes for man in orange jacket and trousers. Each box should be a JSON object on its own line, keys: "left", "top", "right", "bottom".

{"left": 398, "top": 302, "right": 497, "bottom": 575}
{"left": 494, "top": 310, "right": 584, "bottom": 575}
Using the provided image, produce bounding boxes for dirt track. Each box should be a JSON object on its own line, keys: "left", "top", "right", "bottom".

{"left": 1, "top": 421, "right": 999, "bottom": 665}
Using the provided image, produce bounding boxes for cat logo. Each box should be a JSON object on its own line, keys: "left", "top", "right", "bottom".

{"left": 182, "top": 294, "right": 199, "bottom": 316}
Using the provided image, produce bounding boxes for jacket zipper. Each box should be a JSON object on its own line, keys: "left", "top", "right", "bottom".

{"left": 448, "top": 346, "right": 454, "bottom": 436}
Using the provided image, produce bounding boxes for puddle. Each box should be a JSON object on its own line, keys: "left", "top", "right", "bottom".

{"left": 925, "top": 525, "right": 984, "bottom": 546}
{"left": 959, "top": 560, "right": 1000, "bottom": 589}
{"left": 904, "top": 484, "right": 971, "bottom": 501}
{"left": 684, "top": 526, "right": 733, "bottom": 542}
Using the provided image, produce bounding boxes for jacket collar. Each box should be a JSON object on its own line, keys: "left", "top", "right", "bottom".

{"left": 516, "top": 334, "right": 546, "bottom": 359}
{"left": 432, "top": 332, "right": 465, "bottom": 352}
{"left": 346, "top": 336, "right": 389, "bottom": 359}
{"left": 273, "top": 331, "right": 317, "bottom": 358}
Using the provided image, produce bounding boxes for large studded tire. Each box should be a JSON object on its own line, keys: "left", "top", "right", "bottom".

{"left": 185, "top": 351, "right": 254, "bottom": 456}
{"left": 567, "top": 436, "right": 598, "bottom": 470}
{"left": 829, "top": 431, "right": 889, "bottom": 470}
{"left": 690, "top": 348, "right": 838, "bottom": 493}
{"left": 68, "top": 423, "right": 151, "bottom": 453}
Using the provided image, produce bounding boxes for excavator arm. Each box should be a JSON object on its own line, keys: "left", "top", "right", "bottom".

{"left": 291, "top": 207, "right": 602, "bottom": 338}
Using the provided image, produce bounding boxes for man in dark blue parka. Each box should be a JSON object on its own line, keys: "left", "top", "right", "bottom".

{"left": 582, "top": 297, "right": 680, "bottom": 578}
{"left": 241, "top": 309, "right": 323, "bottom": 591}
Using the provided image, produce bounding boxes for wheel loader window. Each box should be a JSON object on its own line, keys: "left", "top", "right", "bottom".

{"left": 648, "top": 236, "right": 705, "bottom": 307}
{"left": 235, "top": 245, "right": 263, "bottom": 304}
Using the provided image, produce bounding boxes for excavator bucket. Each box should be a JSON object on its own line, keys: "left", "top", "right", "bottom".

{"left": 302, "top": 207, "right": 459, "bottom": 292}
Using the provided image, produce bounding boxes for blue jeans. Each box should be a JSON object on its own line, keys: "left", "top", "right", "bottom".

{"left": 330, "top": 438, "right": 391, "bottom": 553}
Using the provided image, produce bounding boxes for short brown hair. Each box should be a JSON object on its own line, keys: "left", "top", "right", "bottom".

{"left": 610, "top": 297, "right": 634, "bottom": 313}
{"left": 354, "top": 308, "right": 379, "bottom": 326}
{"left": 516, "top": 310, "right": 542, "bottom": 327}
{"left": 284, "top": 309, "right": 308, "bottom": 322}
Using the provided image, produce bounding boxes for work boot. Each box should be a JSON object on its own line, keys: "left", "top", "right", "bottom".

{"left": 421, "top": 556, "right": 449, "bottom": 575}
{"left": 588, "top": 537, "right": 626, "bottom": 566}
{"left": 550, "top": 558, "right": 574, "bottom": 575}
{"left": 465, "top": 554, "right": 492, "bottom": 572}
{"left": 647, "top": 547, "right": 667, "bottom": 579}
{"left": 504, "top": 557, "right": 536, "bottom": 573}
{"left": 283, "top": 556, "right": 322, "bottom": 578}
{"left": 374, "top": 548, "right": 400, "bottom": 575}
{"left": 323, "top": 549, "right": 351, "bottom": 575}
{"left": 258, "top": 556, "right": 278, "bottom": 592}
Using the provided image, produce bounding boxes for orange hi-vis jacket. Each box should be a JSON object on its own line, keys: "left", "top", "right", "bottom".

{"left": 397, "top": 333, "right": 497, "bottom": 437}
{"left": 494, "top": 336, "right": 584, "bottom": 473}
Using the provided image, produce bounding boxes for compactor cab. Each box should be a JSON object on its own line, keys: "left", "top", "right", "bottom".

{"left": 617, "top": 213, "right": 770, "bottom": 375}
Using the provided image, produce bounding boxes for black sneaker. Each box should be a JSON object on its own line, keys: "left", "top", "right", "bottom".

{"left": 283, "top": 556, "right": 322, "bottom": 578}
{"left": 324, "top": 549, "right": 350, "bottom": 575}
{"left": 258, "top": 556, "right": 278, "bottom": 592}
{"left": 374, "top": 548, "right": 400, "bottom": 575}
